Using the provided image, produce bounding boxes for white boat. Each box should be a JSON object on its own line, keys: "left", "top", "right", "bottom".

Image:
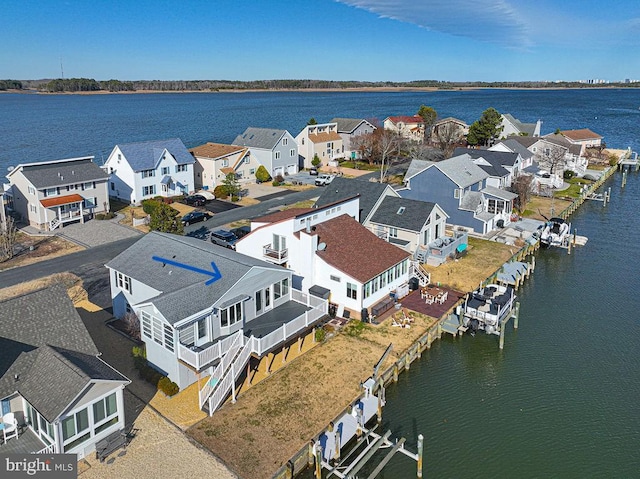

{"left": 462, "top": 284, "right": 515, "bottom": 335}
{"left": 539, "top": 217, "right": 570, "bottom": 248}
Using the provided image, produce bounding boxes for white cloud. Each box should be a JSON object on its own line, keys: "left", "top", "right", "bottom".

{"left": 338, "top": 0, "right": 532, "bottom": 48}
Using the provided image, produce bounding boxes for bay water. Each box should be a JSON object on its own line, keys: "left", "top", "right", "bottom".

{"left": 2, "top": 89, "right": 639, "bottom": 477}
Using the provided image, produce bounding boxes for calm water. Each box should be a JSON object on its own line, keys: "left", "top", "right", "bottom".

{"left": 2, "top": 90, "right": 640, "bottom": 477}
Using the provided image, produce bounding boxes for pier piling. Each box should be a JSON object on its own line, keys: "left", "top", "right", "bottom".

{"left": 513, "top": 302, "right": 520, "bottom": 330}
{"left": 417, "top": 434, "right": 424, "bottom": 478}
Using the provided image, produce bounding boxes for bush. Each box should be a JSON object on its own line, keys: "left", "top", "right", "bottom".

{"left": 315, "top": 327, "right": 326, "bottom": 342}
{"left": 141, "top": 199, "right": 161, "bottom": 215}
{"left": 95, "top": 212, "right": 116, "bottom": 220}
{"left": 213, "top": 184, "right": 229, "bottom": 199}
{"left": 563, "top": 170, "right": 576, "bottom": 180}
{"left": 255, "top": 165, "right": 271, "bottom": 183}
{"left": 274, "top": 174, "right": 285, "bottom": 183}
{"left": 609, "top": 155, "right": 618, "bottom": 166}
{"left": 272, "top": 180, "right": 281, "bottom": 187}
{"left": 158, "top": 377, "right": 180, "bottom": 397}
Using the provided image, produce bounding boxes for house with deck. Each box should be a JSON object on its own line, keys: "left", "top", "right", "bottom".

{"left": 0, "top": 285, "right": 129, "bottom": 458}
{"left": 236, "top": 198, "right": 415, "bottom": 321}
{"left": 490, "top": 138, "right": 535, "bottom": 169}
{"left": 103, "top": 138, "right": 195, "bottom": 205}
{"left": 499, "top": 113, "right": 541, "bottom": 138}
{"left": 4, "top": 156, "right": 109, "bottom": 231}
{"left": 295, "top": 122, "right": 344, "bottom": 169}
{"left": 106, "top": 232, "right": 327, "bottom": 415}
{"left": 453, "top": 147, "right": 524, "bottom": 188}
{"left": 560, "top": 128, "right": 603, "bottom": 155}
{"left": 383, "top": 115, "right": 425, "bottom": 142}
{"left": 233, "top": 127, "right": 298, "bottom": 178}
{"left": 399, "top": 156, "right": 517, "bottom": 234}
{"left": 330, "top": 118, "right": 377, "bottom": 160}
{"left": 190, "top": 142, "right": 254, "bottom": 190}
{"left": 429, "top": 117, "right": 469, "bottom": 144}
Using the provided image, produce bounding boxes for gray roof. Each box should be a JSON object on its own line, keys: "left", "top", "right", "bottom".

{"left": 459, "top": 191, "right": 483, "bottom": 211}
{"left": 117, "top": 138, "right": 194, "bottom": 172}
{"left": 106, "top": 232, "right": 286, "bottom": 323}
{"left": 453, "top": 148, "right": 520, "bottom": 167}
{"left": 437, "top": 154, "right": 488, "bottom": 188}
{"left": 369, "top": 197, "right": 437, "bottom": 232}
{"left": 509, "top": 136, "right": 538, "bottom": 148}
{"left": 482, "top": 186, "right": 518, "bottom": 201}
{"left": 503, "top": 113, "right": 537, "bottom": 136}
{"left": 405, "top": 159, "right": 435, "bottom": 179}
{"left": 314, "top": 177, "right": 392, "bottom": 223}
{"left": 498, "top": 139, "right": 534, "bottom": 160}
{"left": 330, "top": 118, "right": 374, "bottom": 134}
{"left": 232, "top": 127, "right": 288, "bottom": 150}
{"left": 17, "top": 157, "right": 108, "bottom": 189}
{"left": 0, "top": 285, "right": 127, "bottom": 422}
{"left": 542, "top": 133, "right": 582, "bottom": 155}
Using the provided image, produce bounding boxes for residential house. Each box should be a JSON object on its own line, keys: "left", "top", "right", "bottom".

{"left": 453, "top": 147, "right": 524, "bottom": 188}
{"left": 330, "top": 118, "right": 377, "bottom": 160}
{"left": 490, "top": 138, "right": 535, "bottom": 169}
{"left": 399, "top": 156, "right": 517, "bottom": 234}
{"left": 103, "top": 138, "right": 195, "bottom": 205}
{"left": 429, "top": 117, "right": 469, "bottom": 144}
{"left": 0, "top": 285, "right": 129, "bottom": 458}
{"left": 560, "top": 129, "right": 603, "bottom": 155}
{"left": 190, "top": 142, "right": 254, "bottom": 190}
{"left": 106, "top": 232, "right": 327, "bottom": 415}
{"left": 500, "top": 113, "right": 541, "bottom": 138}
{"left": 236, "top": 198, "right": 413, "bottom": 321}
{"left": 383, "top": 115, "right": 425, "bottom": 142}
{"left": 295, "top": 122, "right": 344, "bottom": 169}
{"left": 5, "top": 156, "right": 109, "bottom": 231}
{"left": 232, "top": 127, "right": 298, "bottom": 178}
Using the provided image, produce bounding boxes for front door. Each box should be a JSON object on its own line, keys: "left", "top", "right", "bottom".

{"left": 264, "top": 286, "right": 272, "bottom": 311}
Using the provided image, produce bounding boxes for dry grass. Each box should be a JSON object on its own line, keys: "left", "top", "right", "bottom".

{"left": 522, "top": 196, "right": 572, "bottom": 221}
{"left": 281, "top": 183, "right": 316, "bottom": 192}
{"left": 236, "top": 197, "right": 260, "bottom": 206}
{"left": 187, "top": 313, "right": 438, "bottom": 479}
{"left": 0, "top": 272, "right": 85, "bottom": 303}
{"left": 281, "top": 199, "right": 316, "bottom": 210}
{"left": 423, "top": 237, "right": 516, "bottom": 292}
{"left": 0, "top": 234, "right": 83, "bottom": 271}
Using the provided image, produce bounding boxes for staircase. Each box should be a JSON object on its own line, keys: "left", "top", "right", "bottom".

{"left": 409, "top": 260, "right": 430, "bottom": 287}
{"left": 49, "top": 217, "right": 61, "bottom": 231}
{"left": 199, "top": 331, "right": 242, "bottom": 409}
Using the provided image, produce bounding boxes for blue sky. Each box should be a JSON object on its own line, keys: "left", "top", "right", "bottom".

{"left": 3, "top": 0, "right": 640, "bottom": 82}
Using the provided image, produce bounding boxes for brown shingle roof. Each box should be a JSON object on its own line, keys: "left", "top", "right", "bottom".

{"left": 386, "top": 115, "right": 424, "bottom": 125}
{"left": 40, "top": 193, "right": 84, "bottom": 208}
{"left": 190, "top": 142, "right": 246, "bottom": 159}
{"left": 314, "top": 215, "right": 410, "bottom": 283}
{"left": 560, "top": 129, "right": 602, "bottom": 141}
{"left": 255, "top": 208, "right": 314, "bottom": 224}
{"left": 309, "top": 131, "right": 342, "bottom": 144}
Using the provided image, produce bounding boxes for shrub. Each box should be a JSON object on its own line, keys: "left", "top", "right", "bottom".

{"left": 95, "top": 212, "right": 116, "bottom": 220}
{"left": 158, "top": 377, "right": 180, "bottom": 397}
{"left": 311, "top": 154, "right": 321, "bottom": 168}
{"left": 141, "top": 199, "right": 161, "bottom": 215}
{"left": 255, "top": 165, "right": 271, "bottom": 183}
{"left": 563, "top": 170, "right": 576, "bottom": 180}
{"left": 274, "top": 174, "right": 285, "bottom": 184}
{"left": 213, "top": 184, "right": 229, "bottom": 199}
{"left": 315, "top": 327, "right": 326, "bottom": 342}
{"left": 609, "top": 155, "right": 618, "bottom": 166}
{"left": 272, "top": 180, "right": 281, "bottom": 187}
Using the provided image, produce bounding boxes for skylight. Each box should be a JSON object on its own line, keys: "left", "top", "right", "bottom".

{"left": 397, "top": 207, "right": 406, "bottom": 215}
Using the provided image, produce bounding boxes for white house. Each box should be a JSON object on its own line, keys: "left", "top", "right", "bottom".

{"left": 560, "top": 128, "right": 603, "bottom": 155}
{"left": 500, "top": 113, "right": 541, "bottom": 138}
{"left": 0, "top": 285, "right": 129, "bottom": 459}
{"left": 4, "top": 157, "right": 110, "bottom": 231}
{"left": 236, "top": 197, "right": 412, "bottom": 320}
{"left": 330, "top": 118, "right": 377, "bottom": 160}
{"left": 295, "top": 122, "right": 344, "bottom": 169}
{"left": 106, "top": 232, "right": 327, "bottom": 415}
{"left": 232, "top": 127, "right": 298, "bottom": 178}
{"left": 190, "top": 142, "right": 254, "bottom": 190}
{"left": 103, "top": 138, "right": 195, "bottom": 205}
{"left": 383, "top": 115, "right": 424, "bottom": 142}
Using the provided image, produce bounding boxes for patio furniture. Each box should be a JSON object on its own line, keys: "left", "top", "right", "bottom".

{"left": 2, "top": 412, "right": 18, "bottom": 442}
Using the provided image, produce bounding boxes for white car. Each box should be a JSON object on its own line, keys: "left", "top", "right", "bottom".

{"left": 315, "top": 174, "right": 335, "bottom": 186}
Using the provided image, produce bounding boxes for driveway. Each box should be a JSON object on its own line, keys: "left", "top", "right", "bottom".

{"left": 56, "top": 214, "right": 142, "bottom": 248}
{"left": 202, "top": 199, "right": 242, "bottom": 214}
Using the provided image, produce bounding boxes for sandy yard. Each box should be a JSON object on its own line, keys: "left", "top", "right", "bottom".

{"left": 0, "top": 233, "right": 83, "bottom": 271}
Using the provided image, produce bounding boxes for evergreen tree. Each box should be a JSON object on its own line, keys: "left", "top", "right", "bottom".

{"left": 467, "top": 107, "right": 503, "bottom": 146}
{"left": 417, "top": 105, "right": 437, "bottom": 138}
{"left": 149, "top": 202, "right": 184, "bottom": 234}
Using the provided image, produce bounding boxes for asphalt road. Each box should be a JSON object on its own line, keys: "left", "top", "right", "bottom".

{"left": 203, "top": 199, "right": 243, "bottom": 214}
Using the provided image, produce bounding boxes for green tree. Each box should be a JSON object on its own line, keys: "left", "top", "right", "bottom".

{"left": 311, "top": 154, "right": 321, "bottom": 168}
{"left": 149, "top": 202, "right": 184, "bottom": 234}
{"left": 255, "top": 165, "right": 271, "bottom": 183}
{"left": 417, "top": 105, "right": 437, "bottom": 138}
{"left": 222, "top": 172, "right": 241, "bottom": 200}
{"left": 467, "top": 107, "right": 503, "bottom": 146}
{"left": 307, "top": 117, "right": 318, "bottom": 125}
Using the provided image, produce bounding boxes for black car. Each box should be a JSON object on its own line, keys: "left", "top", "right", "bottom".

{"left": 230, "top": 225, "right": 251, "bottom": 239}
{"left": 184, "top": 194, "right": 207, "bottom": 206}
{"left": 181, "top": 211, "right": 210, "bottom": 226}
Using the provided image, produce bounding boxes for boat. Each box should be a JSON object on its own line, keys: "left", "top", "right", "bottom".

{"left": 539, "top": 217, "right": 570, "bottom": 248}
{"left": 462, "top": 284, "right": 516, "bottom": 335}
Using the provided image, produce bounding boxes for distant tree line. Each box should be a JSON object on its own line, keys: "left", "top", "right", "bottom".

{"left": 5, "top": 77, "right": 640, "bottom": 93}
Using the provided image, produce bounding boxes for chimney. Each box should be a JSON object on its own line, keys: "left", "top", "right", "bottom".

{"left": 306, "top": 218, "right": 311, "bottom": 233}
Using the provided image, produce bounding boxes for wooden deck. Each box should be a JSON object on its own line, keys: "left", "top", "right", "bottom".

{"left": 395, "top": 287, "right": 466, "bottom": 319}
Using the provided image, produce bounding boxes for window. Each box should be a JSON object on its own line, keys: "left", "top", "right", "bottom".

{"left": 66, "top": 184, "right": 76, "bottom": 191}
{"left": 282, "top": 278, "right": 289, "bottom": 296}
{"left": 290, "top": 149, "right": 295, "bottom": 157}
{"left": 44, "top": 187, "right": 58, "bottom": 197}
{"left": 275, "top": 151, "right": 281, "bottom": 160}
{"left": 389, "top": 227, "right": 398, "bottom": 238}
{"left": 62, "top": 408, "right": 89, "bottom": 441}
{"left": 164, "top": 324, "right": 174, "bottom": 352}
{"left": 142, "top": 185, "right": 156, "bottom": 196}
{"left": 141, "top": 169, "right": 155, "bottom": 178}
{"left": 28, "top": 186, "right": 35, "bottom": 195}
{"left": 244, "top": 156, "right": 250, "bottom": 164}
{"left": 401, "top": 259, "right": 408, "bottom": 274}
{"left": 364, "top": 282, "right": 371, "bottom": 299}
{"left": 111, "top": 182, "right": 115, "bottom": 191}
{"left": 282, "top": 138, "right": 288, "bottom": 146}
{"left": 29, "top": 204, "right": 37, "bottom": 213}
{"left": 83, "top": 181, "right": 95, "bottom": 190}
{"left": 221, "top": 302, "right": 242, "bottom": 327}
{"left": 330, "top": 275, "right": 341, "bottom": 282}
{"left": 176, "top": 164, "right": 187, "bottom": 172}
{"left": 347, "top": 282, "right": 357, "bottom": 300}
{"left": 396, "top": 207, "right": 405, "bottom": 215}
{"left": 116, "top": 272, "right": 132, "bottom": 294}
{"left": 221, "top": 159, "right": 229, "bottom": 167}
{"left": 140, "top": 311, "right": 174, "bottom": 352}
{"left": 92, "top": 393, "right": 118, "bottom": 437}
{"left": 250, "top": 168, "right": 256, "bottom": 175}
{"left": 161, "top": 167, "right": 170, "bottom": 175}
{"left": 454, "top": 189, "right": 461, "bottom": 199}
{"left": 84, "top": 197, "right": 97, "bottom": 208}
{"left": 488, "top": 199, "right": 505, "bottom": 214}
{"left": 372, "top": 277, "right": 379, "bottom": 294}
{"left": 380, "top": 273, "right": 387, "bottom": 287}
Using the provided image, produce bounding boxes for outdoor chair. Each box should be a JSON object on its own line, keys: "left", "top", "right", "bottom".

{"left": 2, "top": 412, "right": 18, "bottom": 442}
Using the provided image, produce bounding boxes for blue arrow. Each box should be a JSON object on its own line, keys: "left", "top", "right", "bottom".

{"left": 152, "top": 256, "right": 222, "bottom": 285}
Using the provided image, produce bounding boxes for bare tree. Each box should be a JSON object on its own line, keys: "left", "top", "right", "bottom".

{"left": 537, "top": 143, "right": 567, "bottom": 176}
{"left": 122, "top": 311, "right": 141, "bottom": 341}
{"left": 0, "top": 216, "right": 18, "bottom": 262}
{"left": 510, "top": 174, "right": 534, "bottom": 213}
{"left": 434, "top": 122, "right": 465, "bottom": 158}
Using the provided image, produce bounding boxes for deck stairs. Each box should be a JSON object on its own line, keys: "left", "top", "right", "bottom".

{"left": 441, "top": 313, "right": 463, "bottom": 336}
{"left": 409, "top": 260, "right": 430, "bottom": 287}
{"left": 199, "top": 331, "right": 245, "bottom": 410}
{"left": 49, "top": 217, "right": 61, "bottom": 231}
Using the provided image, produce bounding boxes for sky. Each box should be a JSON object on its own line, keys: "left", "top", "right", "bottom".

{"left": 3, "top": 0, "right": 640, "bottom": 83}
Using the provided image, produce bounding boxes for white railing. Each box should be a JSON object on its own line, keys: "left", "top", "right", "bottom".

{"left": 178, "top": 328, "right": 242, "bottom": 370}
{"left": 263, "top": 245, "right": 288, "bottom": 263}
{"left": 208, "top": 339, "right": 253, "bottom": 414}
{"left": 409, "top": 260, "right": 430, "bottom": 286}
{"left": 49, "top": 217, "right": 61, "bottom": 231}
{"left": 199, "top": 331, "right": 244, "bottom": 408}
{"left": 291, "top": 289, "right": 327, "bottom": 309}
{"left": 32, "top": 443, "right": 56, "bottom": 454}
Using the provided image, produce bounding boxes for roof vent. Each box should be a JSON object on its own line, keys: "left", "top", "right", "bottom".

{"left": 397, "top": 207, "right": 406, "bottom": 215}
{"left": 317, "top": 242, "right": 326, "bottom": 251}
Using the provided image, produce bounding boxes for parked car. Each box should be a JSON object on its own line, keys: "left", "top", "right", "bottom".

{"left": 230, "top": 225, "right": 251, "bottom": 239}
{"left": 184, "top": 194, "right": 207, "bottom": 206}
{"left": 209, "top": 229, "right": 238, "bottom": 249}
{"left": 181, "top": 211, "right": 210, "bottom": 226}
{"left": 309, "top": 167, "right": 319, "bottom": 176}
{"left": 315, "top": 174, "right": 335, "bottom": 186}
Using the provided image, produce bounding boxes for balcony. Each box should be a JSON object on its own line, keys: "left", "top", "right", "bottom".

{"left": 415, "top": 231, "right": 468, "bottom": 267}
{"left": 0, "top": 427, "right": 54, "bottom": 454}
{"left": 262, "top": 244, "right": 288, "bottom": 264}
